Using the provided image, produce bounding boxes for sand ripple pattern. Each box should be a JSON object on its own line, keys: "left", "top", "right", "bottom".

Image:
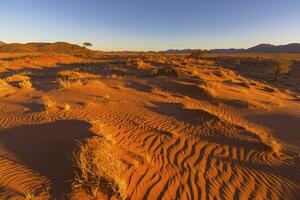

{"left": 0, "top": 78, "right": 299, "bottom": 199}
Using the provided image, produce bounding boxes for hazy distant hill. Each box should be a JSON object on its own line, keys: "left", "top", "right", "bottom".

{"left": 0, "top": 42, "right": 92, "bottom": 54}
{"left": 246, "top": 43, "right": 300, "bottom": 53}
{"left": 210, "top": 43, "right": 300, "bottom": 53}
{"left": 158, "top": 43, "right": 300, "bottom": 54}
{"left": 0, "top": 41, "right": 6, "bottom": 46}
{"left": 158, "top": 49, "right": 194, "bottom": 54}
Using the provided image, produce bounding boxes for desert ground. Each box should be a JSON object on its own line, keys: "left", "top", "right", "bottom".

{"left": 0, "top": 52, "right": 300, "bottom": 199}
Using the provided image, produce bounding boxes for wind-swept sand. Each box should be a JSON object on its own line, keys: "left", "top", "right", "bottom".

{"left": 0, "top": 53, "right": 299, "bottom": 199}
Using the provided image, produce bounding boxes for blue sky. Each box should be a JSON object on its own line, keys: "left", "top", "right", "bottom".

{"left": 1, "top": 0, "right": 300, "bottom": 51}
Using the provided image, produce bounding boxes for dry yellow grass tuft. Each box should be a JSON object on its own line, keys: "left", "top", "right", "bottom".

{"left": 150, "top": 66, "right": 179, "bottom": 77}
{"left": 0, "top": 79, "right": 15, "bottom": 95}
{"left": 18, "top": 79, "right": 32, "bottom": 88}
{"left": 57, "top": 78, "right": 83, "bottom": 89}
{"left": 73, "top": 137, "right": 127, "bottom": 199}
{"left": 64, "top": 103, "right": 71, "bottom": 111}
{"left": 199, "top": 82, "right": 217, "bottom": 98}
{"left": 5, "top": 74, "right": 30, "bottom": 82}
{"left": 135, "top": 58, "right": 151, "bottom": 70}
{"left": 58, "top": 70, "right": 82, "bottom": 79}
{"left": 41, "top": 96, "right": 56, "bottom": 111}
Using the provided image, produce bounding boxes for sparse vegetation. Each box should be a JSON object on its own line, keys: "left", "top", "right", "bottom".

{"left": 18, "top": 79, "right": 32, "bottom": 88}
{"left": 5, "top": 74, "right": 30, "bottom": 82}
{"left": 187, "top": 49, "right": 210, "bottom": 59}
{"left": 269, "top": 55, "right": 293, "bottom": 82}
{"left": 23, "top": 191, "right": 37, "bottom": 200}
{"left": 57, "top": 77, "right": 83, "bottom": 89}
{"left": 0, "top": 79, "right": 15, "bottom": 95}
{"left": 150, "top": 66, "right": 179, "bottom": 77}
{"left": 41, "top": 96, "right": 56, "bottom": 110}
{"left": 199, "top": 82, "right": 217, "bottom": 98}
{"left": 64, "top": 103, "right": 71, "bottom": 111}
{"left": 72, "top": 137, "right": 127, "bottom": 199}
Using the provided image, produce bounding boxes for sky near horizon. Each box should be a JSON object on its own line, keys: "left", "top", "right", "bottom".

{"left": 1, "top": 0, "right": 300, "bottom": 51}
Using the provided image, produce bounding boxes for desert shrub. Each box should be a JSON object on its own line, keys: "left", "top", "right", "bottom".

{"left": 268, "top": 55, "right": 292, "bottom": 82}
{"left": 0, "top": 79, "right": 15, "bottom": 96}
{"left": 5, "top": 74, "right": 30, "bottom": 82}
{"left": 18, "top": 79, "right": 32, "bottom": 88}
{"left": 57, "top": 77, "right": 82, "bottom": 89}
{"left": 187, "top": 50, "right": 210, "bottom": 59}
{"left": 126, "top": 58, "right": 151, "bottom": 70}
{"left": 41, "top": 96, "right": 56, "bottom": 111}
{"left": 64, "top": 103, "right": 71, "bottom": 111}
{"left": 0, "top": 79, "right": 13, "bottom": 91}
{"left": 150, "top": 66, "right": 179, "bottom": 77}
{"left": 73, "top": 137, "right": 127, "bottom": 199}
{"left": 199, "top": 82, "right": 217, "bottom": 98}
{"left": 135, "top": 58, "right": 151, "bottom": 69}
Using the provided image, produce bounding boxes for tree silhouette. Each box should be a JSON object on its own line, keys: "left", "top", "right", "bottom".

{"left": 81, "top": 42, "right": 93, "bottom": 66}
{"left": 83, "top": 42, "right": 92, "bottom": 48}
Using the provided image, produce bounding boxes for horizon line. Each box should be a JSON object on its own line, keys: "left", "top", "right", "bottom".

{"left": 1, "top": 40, "right": 299, "bottom": 52}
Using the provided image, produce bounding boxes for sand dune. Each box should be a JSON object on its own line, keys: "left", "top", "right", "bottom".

{"left": 0, "top": 53, "right": 299, "bottom": 199}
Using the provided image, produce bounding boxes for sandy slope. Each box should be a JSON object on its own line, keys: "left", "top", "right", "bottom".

{"left": 0, "top": 53, "right": 300, "bottom": 199}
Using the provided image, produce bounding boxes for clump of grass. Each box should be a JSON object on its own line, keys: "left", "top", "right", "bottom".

{"left": 0, "top": 79, "right": 15, "bottom": 95}
{"left": 18, "top": 79, "right": 32, "bottom": 88}
{"left": 57, "top": 77, "right": 82, "bottom": 89}
{"left": 5, "top": 74, "right": 30, "bottom": 82}
{"left": 64, "top": 103, "right": 71, "bottom": 111}
{"left": 103, "top": 134, "right": 116, "bottom": 145}
{"left": 199, "top": 82, "right": 217, "bottom": 98}
{"left": 73, "top": 137, "right": 127, "bottom": 199}
{"left": 23, "top": 191, "right": 37, "bottom": 200}
{"left": 41, "top": 96, "right": 56, "bottom": 111}
{"left": 135, "top": 58, "right": 151, "bottom": 70}
{"left": 150, "top": 66, "right": 179, "bottom": 77}
{"left": 58, "top": 70, "right": 82, "bottom": 79}
{"left": 268, "top": 55, "right": 293, "bottom": 82}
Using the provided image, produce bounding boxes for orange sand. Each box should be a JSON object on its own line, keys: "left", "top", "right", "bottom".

{"left": 0, "top": 53, "right": 299, "bottom": 199}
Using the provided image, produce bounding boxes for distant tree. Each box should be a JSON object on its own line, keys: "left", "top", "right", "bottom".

{"left": 269, "top": 55, "right": 292, "bottom": 82}
{"left": 83, "top": 42, "right": 92, "bottom": 48}
{"left": 81, "top": 42, "right": 93, "bottom": 66}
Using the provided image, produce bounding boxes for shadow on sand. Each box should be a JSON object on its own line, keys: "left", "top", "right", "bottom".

{"left": 0, "top": 120, "right": 95, "bottom": 198}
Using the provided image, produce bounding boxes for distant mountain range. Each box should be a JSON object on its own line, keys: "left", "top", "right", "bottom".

{"left": 1, "top": 41, "right": 300, "bottom": 53}
{"left": 159, "top": 43, "right": 300, "bottom": 54}
{"left": 0, "top": 42, "right": 92, "bottom": 54}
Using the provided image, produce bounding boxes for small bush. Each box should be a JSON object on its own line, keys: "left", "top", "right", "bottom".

{"left": 18, "top": 79, "right": 32, "bottom": 88}
{"left": 268, "top": 55, "right": 292, "bottom": 82}
{"left": 199, "top": 82, "right": 217, "bottom": 98}
{"left": 187, "top": 49, "right": 210, "bottom": 59}
{"left": 0, "top": 79, "right": 15, "bottom": 95}
{"left": 64, "top": 103, "right": 71, "bottom": 111}
{"left": 73, "top": 137, "right": 127, "bottom": 199}
{"left": 5, "top": 74, "right": 30, "bottom": 82}
{"left": 57, "top": 77, "right": 82, "bottom": 89}
{"left": 41, "top": 96, "right": 56, "bottom": 111}
{"left": 150, "top": 66, "right": 179, "bottom": 77}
